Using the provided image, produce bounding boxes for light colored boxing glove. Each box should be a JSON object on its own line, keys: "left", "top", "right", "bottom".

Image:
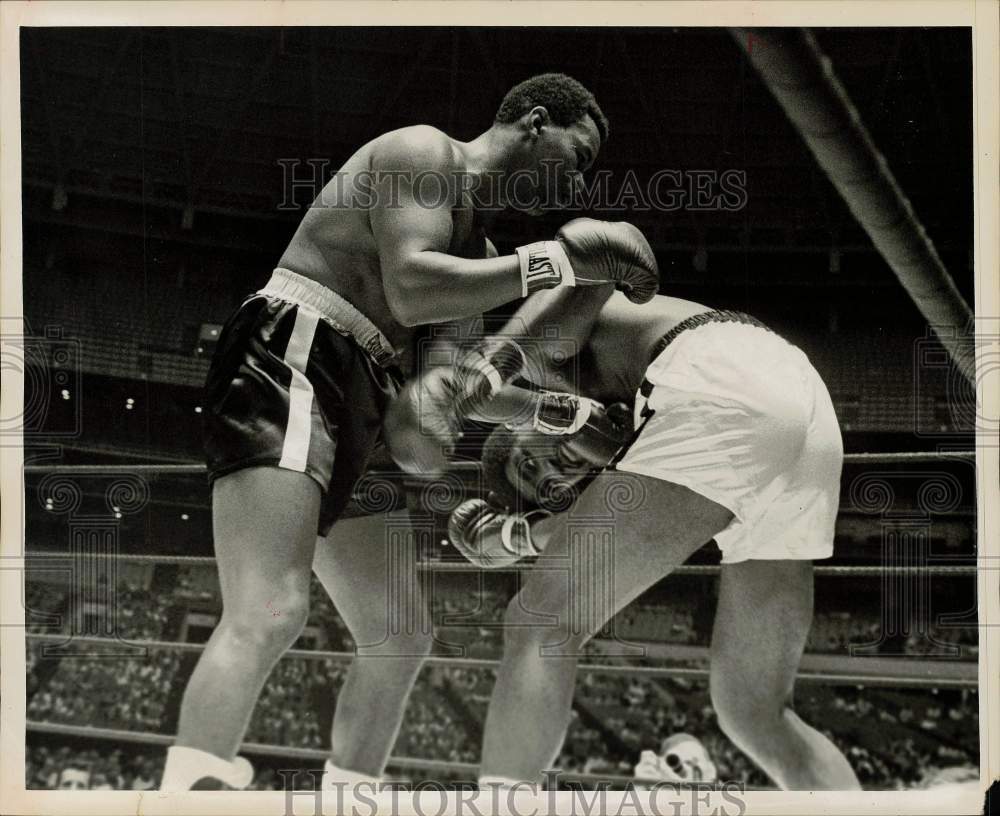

{"left": 385, "top": 367, "right": 462, "bottom": 475}
{"left": 447, "top": 498, "right": 549, "bottom": 568}
{"left": 385, "top": 339, "right": 526, "bottom": 475}
{"left": 453, "top": 338, "right": 526, "bottom": 414}
{"left": 515, "top": 219, "right": 659, "bottom": 303}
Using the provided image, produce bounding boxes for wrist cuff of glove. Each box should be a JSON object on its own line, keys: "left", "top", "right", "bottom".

{"left": 516, "top": 241, "right": 575, "bottom": 297}
{"left": 456, "top": 340, "right": 526, "bottom": 407}
{"left": 533, "top": 393, "right": 598, "bottom": 436}
{"left": 500, "top": 510, "right": 547, "bottom": 558}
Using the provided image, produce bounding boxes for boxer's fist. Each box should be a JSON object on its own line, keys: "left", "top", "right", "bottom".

{"left": 386, "top": 339, "right": 527, "bottom": 475}
{"left": 447, "top": 498, "right": 546, "bottom": 568}
{"left": 454, "top": 338, "right": 526, "bottom": 415}
{"left": 556, "top": 219, "right": 659, "bottom": 303}
{"left": 385, "top": 367, "right": 462, "bottom": 475}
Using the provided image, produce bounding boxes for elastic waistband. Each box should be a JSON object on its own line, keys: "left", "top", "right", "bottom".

{"left": 649, "top": 310, "right": 772, "bottom": 365}
{"left": 640, "top": 310, "right": 773, "bottom": 400}
{"left": 258, "top": 268, "right": 398, "bottom": 367}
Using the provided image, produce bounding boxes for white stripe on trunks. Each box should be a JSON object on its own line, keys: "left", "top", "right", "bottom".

{"left": 279, "top": 306, "right": 320, "bottom": 472}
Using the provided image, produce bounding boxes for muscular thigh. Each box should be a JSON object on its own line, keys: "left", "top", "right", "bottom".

{"left": 710, "top": 559, "right": 814, "bottom": 706}
{"left": 212, "top": 466, "right": 321, "bottom": 616}
{"left": 313, "top": 511, "right": 429, "bottom": 653}
{"left": 511, "top": 471, "right": 733, "bottom": 649}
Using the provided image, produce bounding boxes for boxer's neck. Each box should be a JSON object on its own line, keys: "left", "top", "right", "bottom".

{"left": 458, "top": 125, "right": 527, "bottom": 215}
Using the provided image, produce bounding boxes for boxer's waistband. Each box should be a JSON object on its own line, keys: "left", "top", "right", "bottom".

{"left": 258, "top": 268, "right": 398, "bottom": 368}
{"left": 639, "top": 310, "right": 772, "bottom": 399}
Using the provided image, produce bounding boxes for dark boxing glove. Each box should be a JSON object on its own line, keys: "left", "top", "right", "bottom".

{"left": 515, "top": 219, "right": 659, "bottom": 303}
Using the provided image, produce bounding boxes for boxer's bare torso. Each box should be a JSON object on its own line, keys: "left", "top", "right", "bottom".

{"left": 277, "top": 125, "right": 491, "bottom": 352}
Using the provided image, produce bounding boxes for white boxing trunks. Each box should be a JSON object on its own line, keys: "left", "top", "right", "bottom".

{"left": 614, "top": 311, "right": 842, "bottom": 564}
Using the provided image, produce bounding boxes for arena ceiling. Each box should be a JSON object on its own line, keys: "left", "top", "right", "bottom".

{"left": 19, "top": 26, "right": 973, "bottom": 294}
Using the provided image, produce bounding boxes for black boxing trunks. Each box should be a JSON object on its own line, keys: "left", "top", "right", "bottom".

{"left": 204, "top": 268, "right": 404, "bottom": 535}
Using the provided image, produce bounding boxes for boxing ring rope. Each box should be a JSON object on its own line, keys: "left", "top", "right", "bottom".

{"left": 23, "top": 632, "right": 977, "bottom": 688}
{"left": 21, "top": 447, "right": 979, "bottom": 581}
{"left": 20, "top": 550, "right": 980, "bottom": 578}
{"left": 19, "top": 450, "right": 977, "bottom": 478}
{"left": 22, "top": 721, "right": 773, "bottom": 790}
{"left": 730, "top": 28, "right": 976, "bottom": 386}
{"left": 21, "top": 449, "right": 978, "bottom": 574}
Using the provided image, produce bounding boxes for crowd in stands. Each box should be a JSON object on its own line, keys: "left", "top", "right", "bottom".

{"left": 24, "top": 581, "right": 68, "bottom": 633}
{"left": 27, "top": 582, "right": 183, "bottom": 731}
{"left": 805, "top": 610, "right": 978, "bottom": 659}
{"left": 24, "top": 574, "right": 980, "bottom": 791}
{"left": 28, "top": 648, "right": 182, "bottom": 732}
{"left": 245, "top": 657, "right": 343, "bottom": 749}
{"left": 395, "top": 683, "right": 479, "bottom": 764}
{"left": 26, "top": 744, "right": 162, "bottom": 790}
{"left": 26, "top": 679, "right": 979, "bottom": 791}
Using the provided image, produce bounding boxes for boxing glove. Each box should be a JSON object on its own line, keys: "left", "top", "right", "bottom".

{"left": 453, "top": 338, "right": 526, "bottom": 415}
{"left": 384, "top": 367, "right": 463, "bottom": 475}
{"left": 515, "top": 219, "right": 659, "bottom": 303}
{"left": 385, "top": 339, "right": 526, "bottom": 475}
{"left": 447, "top": 498, "right": 548, "bottom": 568}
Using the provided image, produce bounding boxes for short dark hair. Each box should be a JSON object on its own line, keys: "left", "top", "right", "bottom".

{"left": 495, "top": 73, "right": 609, "bottom": 144}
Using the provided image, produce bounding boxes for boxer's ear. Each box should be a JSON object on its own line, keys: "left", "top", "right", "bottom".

{"left": 524, "top": 105, "right": 550, "bottom": 137}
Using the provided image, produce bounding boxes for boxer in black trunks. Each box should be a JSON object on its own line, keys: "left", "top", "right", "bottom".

{"left": 160, "top": 73, "right": 660, "bottom": 791}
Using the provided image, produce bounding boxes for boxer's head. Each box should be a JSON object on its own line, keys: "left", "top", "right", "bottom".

{"left": 494, "top": 73, "right": 608, "bottom": 214}
{"left": 481, "top": 426, "right": 580, "bottom": 512}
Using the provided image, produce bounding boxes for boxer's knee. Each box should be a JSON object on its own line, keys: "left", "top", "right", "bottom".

{"left": 218, "top": 591, "right": 310, "bottom": 659}
{"left": 502, "top": 594, "right": 580, "bottom": 655}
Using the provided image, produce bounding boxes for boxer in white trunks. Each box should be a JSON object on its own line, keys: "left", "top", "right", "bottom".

{"left": 389, "top": 281, "right": 862, "bottom": 791}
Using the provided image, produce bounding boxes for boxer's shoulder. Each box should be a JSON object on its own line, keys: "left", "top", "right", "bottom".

{"left": 372, "top": 125, "right": 462, "bottom": 174}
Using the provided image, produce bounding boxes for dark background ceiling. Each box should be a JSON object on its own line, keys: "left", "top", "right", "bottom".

{"left": 19, "top": 26, "right": 973, "bottom": 316}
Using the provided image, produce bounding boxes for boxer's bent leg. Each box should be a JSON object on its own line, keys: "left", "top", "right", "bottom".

{"left": 313, "top": 513, "right": 432, "bottom": 778}
{"left": 480, "top": 473, "right": 732, "bottom": 783}
{"left": 175, "top": 467, "right": 319, "bottom": 764}
{"left": 710, "top": 559, "right": 860, "bottom": 790}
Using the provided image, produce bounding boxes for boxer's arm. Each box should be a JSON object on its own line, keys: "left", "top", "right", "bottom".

{"left": 420, "top": 234, "right": 493, "bottom": 367}
{"left": 495, "top": 283, "right": 615, "bottom": 376}
{"left": 371, "top": 132, "right": 522, "bottom": 326}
